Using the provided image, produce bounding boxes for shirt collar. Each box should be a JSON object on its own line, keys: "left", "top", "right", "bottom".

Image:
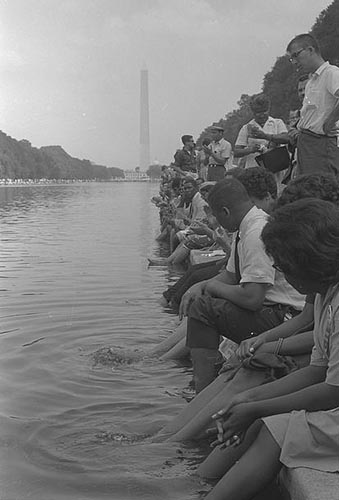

{"left": 238, "top": 205, "right": 268, "bottom": 238}
{"left": 313, "top": 61, "right": 329, "bottom": 77}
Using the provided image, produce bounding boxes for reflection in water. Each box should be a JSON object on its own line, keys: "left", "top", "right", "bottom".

{"left": 0, "top": 183, "right": 208, "bottom": 500}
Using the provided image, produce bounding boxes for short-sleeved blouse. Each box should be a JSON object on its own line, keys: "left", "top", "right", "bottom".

{"left": 263, "top": 283, "right": 339, "bottom": 471}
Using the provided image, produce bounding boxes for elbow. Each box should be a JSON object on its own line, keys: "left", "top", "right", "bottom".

{"left": 244, "top": 297, "right": 264, "bottom": 311}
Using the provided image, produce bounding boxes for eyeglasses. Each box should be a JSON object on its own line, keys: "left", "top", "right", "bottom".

{"left": 288, "top": 47, "right": 308, "bottom": 62}
{"left": 272, "top": 263, "right": 284, "bottom": 273}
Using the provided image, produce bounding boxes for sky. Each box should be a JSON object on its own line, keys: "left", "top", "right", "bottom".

{"left": 0, "top": 0, "right": 333, "bottom": 170}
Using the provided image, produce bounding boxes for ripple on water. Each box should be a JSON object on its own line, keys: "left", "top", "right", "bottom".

{"left": 0, "top": 184, "right": 208, "bottom": 500}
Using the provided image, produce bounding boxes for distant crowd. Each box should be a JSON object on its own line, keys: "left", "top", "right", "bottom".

{"left": 148, "top": 33, "right": 339, "bottom": 500}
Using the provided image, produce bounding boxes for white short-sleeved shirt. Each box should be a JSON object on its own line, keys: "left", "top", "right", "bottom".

{"left": 226, "top": 206, "right": 305, "bottom": 310}
{"left": 209, "top": 138, "right": 233, "bottom": 170}
{"left": 298, "top": 62, "right": 339, "bottom": 136}
{"left": 235, "top": 117, "right": 288, "bottom": 169}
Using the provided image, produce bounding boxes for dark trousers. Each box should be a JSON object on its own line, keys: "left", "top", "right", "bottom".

{"left": 163, "top": 258, "right": 227, "bottom": 308}
{"left": 186, "top": 295, "right": 292, "bottom": 349}
{"left": 297, "top": 131, "right": 339, "bottom": 176}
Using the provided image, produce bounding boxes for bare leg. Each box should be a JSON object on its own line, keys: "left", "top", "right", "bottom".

{"left": 205, "top": 425, "right": 281, "bottom": 500}
{"left": 198, "top": 420, "right": 263, "bottom": 479}
{"left": 167, "top": 242, "right": 189, "bottom": 265}
{"left": 161, "top": 366, "right": 266, "bottom": 442}
{"left": 149, "top": 318, "right": 187, "bottom": 356}
{"left": 155, "top": 370, "right": 233, "bottom": 441}
{"left": 169, "top": 245, "right": 190, "bottom": 265}
{"left": 170, "top": 229, "right": 179, "bottom": 253}
{"left": 160, "top": 337, "right": 189, "bottom": 360}
{"left": 149, "top": 242, "right": 189, "bottom": 266}
{"left": 191, "top": 347, "right": 220, "bottom": 393}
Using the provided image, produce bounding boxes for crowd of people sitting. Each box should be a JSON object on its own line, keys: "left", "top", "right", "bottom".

{"left": 147, "top": 33, "right": 339, "bottom": 500}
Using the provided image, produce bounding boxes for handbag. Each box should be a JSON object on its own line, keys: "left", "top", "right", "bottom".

{"left": 255, "top": 146, "right": 290, "bottom": 173}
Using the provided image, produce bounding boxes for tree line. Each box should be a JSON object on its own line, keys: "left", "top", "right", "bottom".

{"left": 197, "top": 0, "right": 339, "bottom": 147}
{"left": 0, "top": 131, "right": 124, "bottom": 181}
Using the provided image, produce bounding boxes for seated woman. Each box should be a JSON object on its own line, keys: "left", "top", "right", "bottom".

{"left": 200, "top": 199, "right": 339, "bottom": 500}
{"left": 155, "top": 173, "right": 339, "bottom": 442}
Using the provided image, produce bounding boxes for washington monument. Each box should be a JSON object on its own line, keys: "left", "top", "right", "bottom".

{"left": 139, "top": 65, "right": 150, "bottom": 170}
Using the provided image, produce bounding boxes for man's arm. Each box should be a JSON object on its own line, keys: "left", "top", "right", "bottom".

{"left": 323, "top": 90, "right": 339, "bottom": 135}
{"left": 204, "top": 280, "right": 268, "bottom": 311}
{"left": 178, "top": 269, "right": 237, "bottom": 319}
{"left": 234, "top": 144, "right": 262, "bottom": 157}
{"left": 237, "top": 301, "right": 314, "bottom": 358}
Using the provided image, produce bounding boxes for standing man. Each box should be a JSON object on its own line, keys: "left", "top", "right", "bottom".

{"left": 173, "top": 135, "right": 197, "bottom": 178}
{"left": 286, "top": 33, "right": 339, "bottom": 175}
{"left": 234, "top": 94, "right": 288, "bottom": 170}
{"left": 205, "top": 126, "right": 232, "bottom": 182}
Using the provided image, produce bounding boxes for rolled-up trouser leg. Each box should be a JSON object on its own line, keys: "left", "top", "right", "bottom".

{"left": 186, "top": 295, "right": 287, "bottom": 391}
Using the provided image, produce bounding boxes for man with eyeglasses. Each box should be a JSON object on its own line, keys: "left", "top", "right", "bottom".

{"left": 286, "top": 33, "right": 339, "bottom": 176}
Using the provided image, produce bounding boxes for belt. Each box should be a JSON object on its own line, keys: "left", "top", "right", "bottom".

{"left": 209, "top": 164, "right": 225, "bottom": 167}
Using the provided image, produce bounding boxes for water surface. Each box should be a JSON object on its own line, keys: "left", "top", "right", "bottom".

{"left": 0, "top": 183, "right": 209, "bottom": 500}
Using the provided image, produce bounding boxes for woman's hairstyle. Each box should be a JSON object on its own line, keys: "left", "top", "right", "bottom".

{"left": 208, "top": 177, "right": 249, "bottom": 212}
{"left": 227, "top": 166, "right": 277, "bottom": 200}
{"left": 262, "top": 198, "right": 339, "bottom": 286}
{"left": 275, "top": 174, "right": 339, "bottom": 209}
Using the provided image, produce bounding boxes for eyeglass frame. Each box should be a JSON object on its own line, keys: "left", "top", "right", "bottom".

{"left": 288, "top": 47, "right": 309, "bottom": 63}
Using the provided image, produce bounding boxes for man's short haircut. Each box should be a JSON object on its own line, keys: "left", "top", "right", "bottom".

{"left": 181, "top": 134, "right": 193, "bottom": 145}
{"left": 250, "top": 93, "right": 270, "bottom": 113}
{"left": 262, "top": 199, "right": 339, "bottom": 287}
{"left": 182, "top": 176, "right": 198, "bottom": 188}
{"left": 275, "top": 174, "right": 339, "bottom": 209}
{"left": 208, "top": 178, "right": 250, "bottom": 212}
{"left": 286, "top": 33, "right": 320, "bottom": 54}
{"left": 227, "top": 166, "right": 277, "bottom": 200}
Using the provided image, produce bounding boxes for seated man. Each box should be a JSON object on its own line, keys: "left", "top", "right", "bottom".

{"left": 182, "top": 177, "right": 304, "bottom": 392}
{"left": 149, "top": 177, "right": 208, "bottom": 265}
{"left": 162, "top": 167, "right": 278, "bottom": 308}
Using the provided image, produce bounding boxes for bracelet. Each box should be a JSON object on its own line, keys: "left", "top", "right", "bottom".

{"left": 274, "top": 337, "right": 284, "bottom": 355}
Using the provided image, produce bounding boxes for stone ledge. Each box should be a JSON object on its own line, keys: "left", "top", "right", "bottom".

{"left": 279, "top": 467, "right": 339, "bottom": 500}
